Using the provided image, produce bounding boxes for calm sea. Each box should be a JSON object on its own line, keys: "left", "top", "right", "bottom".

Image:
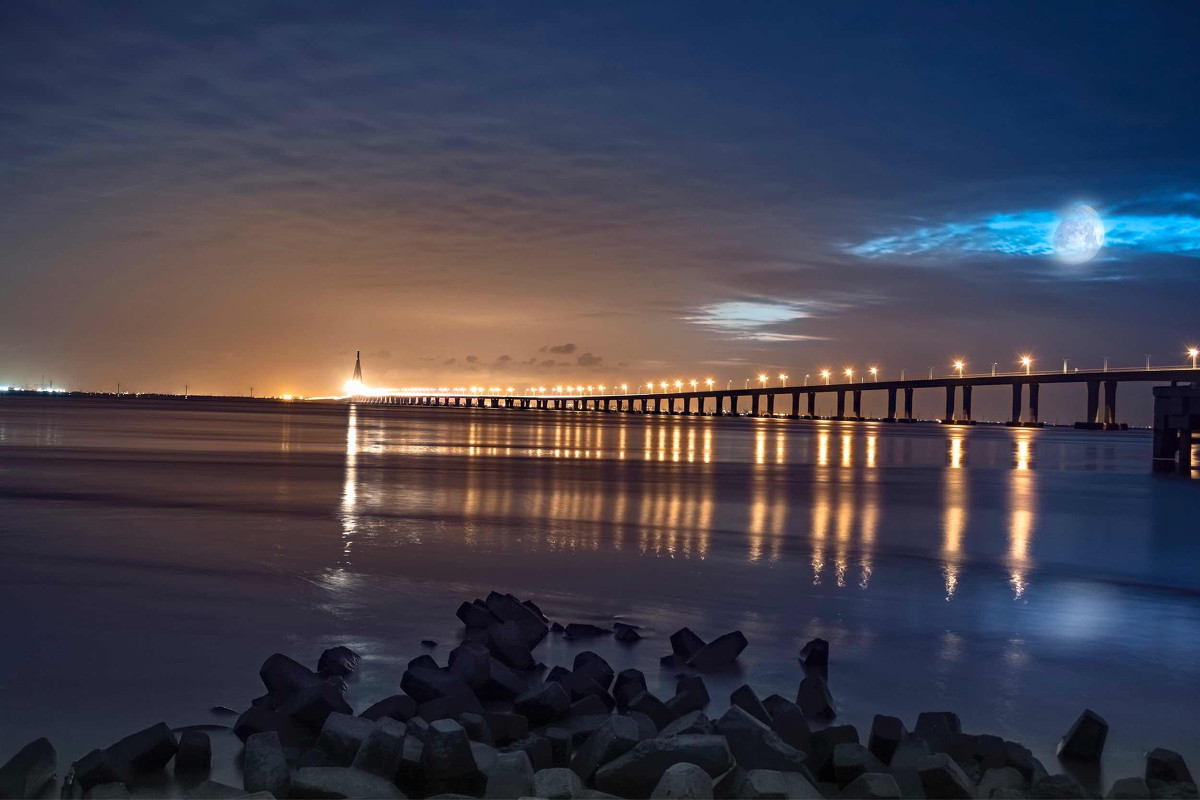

{"left": 1, "top": 396, "right": 1197, "bottom": 791}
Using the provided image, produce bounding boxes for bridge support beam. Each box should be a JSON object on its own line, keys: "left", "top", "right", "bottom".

{"left": 807, "top": 392, "right": 816, "bottom": 418}
{"left": 943, "top": 386, "right": 955, "bottom": 423}
{"left": 852, "top": 390, "right": 862, "bottom": 419}
{"left": 729, "top": 395, "right": 737, "bottom": 415}
{"left": 790, "top": 391, "right": 800, "bottom": 418}
{"left": 903, "top": 388, "right": 914, "bottom": 421}
{"left": 886, "top": 388, "right": 897, "bottom": 421}
{"left": 1029, "top": 383, "right": 1040, "bottom": 424}
{"left": 766, "top": 394, "right": 775, "bottom": 416}
{"left": 962, "top": 385, "right": 973, "bottom": 422}
{"left": 835, "top": 390, "right": 845, "bottom": 420}
{"left": 1076, "top": 380, "right": 1103, "bottom": 428}
{"left": 1104, "top": 380, "right": 1120, "bottom": 427}
{"left": 1009, "top": 384, "right": 1022, "bottom": 425}
{"left": 751, "top": 394, "right": 760, "bottom": 416}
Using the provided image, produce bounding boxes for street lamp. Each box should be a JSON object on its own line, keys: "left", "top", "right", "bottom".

{"left": 821, "top": 369, "right": 831, "bottom": 385}
{"left": 1020, "top": 355, "right": 1032, "bottom": 375}
{"left": 844, "top": 367, "right": 853, "bottom": 381}
{"left": 953, "top": 360, "right": 965, "bottom": 378}
{"left": 621, "top": 384, "right": 628, "bottom": 394}
{"left": 758, "top": 374, "right": 768, "bottom": 389}
{"left": 690, "top": 380, "right": 698, "bottom": 391}
{"left": 1189, "top": 348, "right": 1199, "bottom": 368}
{"left": 778, "top": 373, "right": 787, "bottom": 387}
{"left": 804, "top": 373, "right": 809, "bottom": 386}
{"left": 868, "top": 366, "right": 878, "bottom": 381}
{"left": 705, "top": 378, "right": 714, "bottom": 390}
{"left": 674, "top": 380, "right": 683, "bottom": 392}
{"left": 660, "top": 381, "right": 668, "bottom": 392}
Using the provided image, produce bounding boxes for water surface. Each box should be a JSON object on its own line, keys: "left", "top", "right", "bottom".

{"left": 1, "top": 396, "right": 1197, "bottom": 790}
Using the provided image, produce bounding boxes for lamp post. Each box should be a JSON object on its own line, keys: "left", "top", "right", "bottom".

{"left": 953, "top": 360, "right": 964, "bottom": 378}
{"left": 1189, "top": 348, "right": 1198, "bottom": 369}
{"left": 869, "top": 366, "right": 878, "bottom": 381}
{"left": 1020, "top": 356, "right": 1032, "bottom": 375}
{"left": 821, "top": 370, "right": 831, "bottom": 385}
{"left": 758, "top": 374, "right": 768, "bottom": 389}
{"left": 779, "top": 373, "right": 787, "bottom": 387}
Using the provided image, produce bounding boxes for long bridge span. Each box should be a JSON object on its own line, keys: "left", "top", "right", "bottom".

{"left": 357, "top": 364, "right": 1200, "bottom": 431}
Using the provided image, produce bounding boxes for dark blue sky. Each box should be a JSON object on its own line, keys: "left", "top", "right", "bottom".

{"left": 1, "top": 1, "right": 1197, "bottom": 417}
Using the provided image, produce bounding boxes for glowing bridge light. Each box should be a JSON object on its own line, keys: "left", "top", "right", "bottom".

{"left": 758, "top": 374, "right": 768, "bottom": 388}
{"left": 953, "top": 360, "right": 965, "bottom": 377}
{"left": 869, "top": 366, "right": 878, "bottom": 380}
{"left": 1020, "top": 355, "right": 1033, "bottom": 375}
{"left": 674, "top": 380, "right": 683, "bottom": 391}
{"left": 821, "top": 369, "right": 831, "bottom": 385}
{"left": 844, "top": 367, "right": 854, "bottom": 380}
{"left": 705, "top": 378, "right": 714, "bottom": 389}
{"left": 779, "top": 373, "right": 788, "bottom": 387}
{"left": 1189, "top": 347, "right": 1199, "bottom": 368}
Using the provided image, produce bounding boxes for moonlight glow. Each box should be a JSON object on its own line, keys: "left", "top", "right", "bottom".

{"left": 1053, "top": 204, "right": 1105, "bottom": 264}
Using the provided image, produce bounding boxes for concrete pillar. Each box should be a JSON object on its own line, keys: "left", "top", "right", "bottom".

{"left": 886, "top": 387, "right": 897, "bottom": 421}
{"left": 944, "top": 385, "right": 955, "bottom": 422}
{"left": 852, "top": 390, "right": 862, "bottom": 419}
{"left": 652, "top": 397, "right": 660, "bottom": 414}
{"left": 1029, "top": 383, "right": 1040, "bottom": 424}
{"left": 766, "top": 394, "right": 775, "bottom": 416}
{"left": 807, "top": 392, "right": 816, "bottom": 417}
{"left": 728, "top": 395, "right": 737, "bottom": 415}
{"left": 1104, "top": 380, "right": 1118, "bottom": 425}
{"left": 962, "top": 385, "right": 973, "bottom": 421}
{"left": 752, "top": 394, "right": 760, "bottom": 416}
{"left": 904, "top": 388, "right": 914, "bottom": 420}
{"left": 790, "top": 391, "right": 800, "bottom": 418}
{"left": 836, "top": 390, "right": 845, "bottom": 419}
{"left": 684, "top": 396, "right": 692, "bottom": 414}
{"left": 1086, "top": 380, "right": 1100, "bottom": 424}
{"left": 1181, "top": 427, "right": 1194, "bottom": 475}
{"left": 1011, "top": 383, "right": 1022, "bottom": 424}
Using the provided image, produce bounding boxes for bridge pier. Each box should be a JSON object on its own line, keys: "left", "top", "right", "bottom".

{"left": 835, "top": 390, "right": 845, "bottom": 420}
{"left": 852, "top": 389, "right": 862, "bottom": 419}
{"left": 886, "top": 387, "right": 897, "bottom": 421}
{"left": 1153, "top": 384, "right": 1199, "bottom": 474}
{"left": 751, "top": 394, "right": 760, "bottom": 416}
{"left": 790, "top": 391, "right": 800, "bottom": 418}
{"left": 807, "top": 391, "right": 816, "bottom": 418}
{"left": 1104, "top": 380, "right": 1121, "bottom": 428}
{"left": 1029, "top": 383, "right": 1040, "bottom": 424}
{"left": 728, "top": 395, "right": 737, "bottom": 415}
{"left": 962, "top": 385, "right": 973, "bottom": 423}
{"left": 766, "top": 394, "right": 775, "bottom": 416}
{"left": 903, "top": 388, "right": 914, "bottom": 422}
{"left": 942, "top": 385, "right": 955, "bottom": 423}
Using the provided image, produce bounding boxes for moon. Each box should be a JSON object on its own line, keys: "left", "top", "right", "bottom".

{"left": 1053, "top": 204, "right": 1105, "bottom": 264}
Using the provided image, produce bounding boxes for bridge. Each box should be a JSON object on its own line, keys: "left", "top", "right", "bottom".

{"left": 357, "top": 364, "right": 1200, "bottom": 430}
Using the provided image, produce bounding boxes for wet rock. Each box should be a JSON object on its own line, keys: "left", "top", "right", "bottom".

{"left": 833, "top": 743, "right": 885, "bottom": 788}
{"left": 624, "top": 711, "right": 660, "bottom": 741}
{"left": 798, "top": 638, "right": 829, "bottom": 680}
{"left": 291, "top": 766, "right": 404, "bottom": 799}
{"left": 400, "top": 666, "right": 481, "bottom": 711}
{"left": 419, "top": 694, "right": 481, "bottom": 722}
{"left": 666, "top": 687, "right": 709, "bottom": 720}
{"left": 973, "top": 734, "right": 1008, "bottom": 772}
{"left": 558, "top": 715, "right": 613, "bottom": 748}
{"left": 761, "top": 695, "right": 811, "bottom": 754}
{"left": 352, "top": 726, "right": 405, "bottom": 780}
{"left": 1030, "top": 774, "right": 1088, "bottom": 798}
{"left": 730, "top": 684, "right": 772, "bottom": 727}
{"left": 484, "top": 750, "right": 534, "bottom": 799}
{"left": 72, "top": 749, "right": 126, "bottom": 791}
{"left": 259, "top": 653, "right": 320, "bottom": 701}
{"left": 554, "top": 671, "right": 616, "bottom": 711}
{"left": 795, "top": 674, "right": 836, "bottom": 720}
{"left": 594, "top": 735, "right": 734, "bottom": 798}
{"left": 0, "top": 737, "right": 56, "bottom": 799}
{"left": 570, "top": 695, "right": 610, "bottom": 718}
{"left": 108, "top": 722, "right": 178, "bottom": 775}
{"left": 514, "top": 681, "right": 571, "bottom": 726}
{"left": 182, "top": 780, "right": 250, "bottom": 799}
{"left": 913, "top": 712, "right": 962, "bottom": 755}
{"left": 1003, "top": 740, "right": 1048, "bottom": 784}
{"left": 628, "top": 690, "right": 673, "bottom": 729}
{"left": 977, "top": 766, "right": 1027, "bottom": 798}
{"left": 478, "top": 657, "right": 529, "bottom": 701}
{"left": 243, "top": 731, "right": 290, "bottom": 798}
{"left": 448, "top": 643, "right": 491, "bottom": 689}
{"left": 571, "top": 716, "right": 641, "bottom": 782}
{"left": 395, "top": 735, "right": 424, "bottom": 797}
{"left": 278, "top": 676, "right": 354, "bottom": 729}
{"left": 408, "top": 654, "right": 439, "bottom": 671}
{"left": 470, "top": 741, "right": 499, "bottom": 775}
{"left": 422, "top": 640, "right": 437, "bottom": 648}
{"left": 174, "top": 730, "right": 211, "bottom": 774}
{"left": 482, "top": 712, "right": 528, "bottom": 746}
{"left": 867, "top": 714, "right": 906, "bottom": 766}
{"left": 658, "top": 712, "right": 714, "bottom": 739}
{"left": 839, "top": 772, "right": 901, "bottom": 799}
{"left": 456, "top": 712, "right": 493, "bottom": 745}
{"left": 1056, "top": 709, "right": 1108, "bottom": 763}
{"left": 916, "top": 753, "right": 973, "bottom": 799}
{"left": 405, "top": 716, "right": 430, "bottom": 742}
{"left": 546, "top": 728, "right": 572, "bottom": 767}
{"left": 613, "top": 669, "right": 648, "bottom": 709}
{"left": 614, "top": 624, "right": 642, "bottom": 644}
{"left": 1146, "top": 749, "right": 1194, "bottom": 784}
{"left": 805, "top": 724, "right": 860, "bottom": 782}
{"left": 651, "top": 762, "right": 714, "bottom": 799}
{"left": 1107, "top": 777, "right": 1152, "bottom": 798}
{"left": 734, "top": 769, "right": 822, "bottom": 799}
{"left": 458, "top": 600, "right": 499, "bottom": 629}
{"left": 565, "top": 623, "right": 612, "bottom": 639}
{"left": 485, "top": 592, "right": 542, "bottom": 627}
{"left": 551, "top": 622, "right": 565, "bottom": 634}
{"left": 534, "top": 767, "right": 585, "bottom": 799}
{"left": 687, "top": 631, "right": 748, "bottom": 669}
{"left": 487, "top": 621, "right": 536, "bottom": 670}
{"left": 715, "top": 706, "right": 806, "bottom": 773}
{"left": 574, "top": 651, "right": 615, "bottom": 690}
{"left": 318, "top": 646, "right": 361, "bottom": 678}
{"left": 360, "top": 695, "right": 418, "bottom": 723}
{"left": 503, "top": 735, "right": 553, "bottom": 771}
{"left": 422, "top": 719, "right": 485, "bottom": 796}
{"left": 522, "top": 598, "right": 549, "bottom": 622}
{"left": 670, "top": 628, "right": 707, "bottom": 661}
{"left": 83, "top": 783, "right": 130, "bottom": 799}
{"left": 316, "top": 713, "right": 377, "bottom": 765}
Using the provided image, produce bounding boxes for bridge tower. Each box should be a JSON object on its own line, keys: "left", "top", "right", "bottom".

{"left": 352, "top": 351, "right": 363, "bottom": 383}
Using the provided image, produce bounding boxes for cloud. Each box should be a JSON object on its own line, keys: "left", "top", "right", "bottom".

{"left": 465, "top": 355, "right": 479, "bottom": 364}
{"left": 684, "top": 300, "right": 830, "bottom": 341}
{"left": 847, "top": 193, "right": 1200, "bottom": 262}
{"left": 494, "top": 354, "right": 513, "bottom": 366}
{"left": 576, "top": 352, "right": 603, "bottom": 367}
{"left": 443, "top": 357, "right": 457, "bottom": 366}
{"left": 540, "top": 343, "right": 577, "bottom": 355}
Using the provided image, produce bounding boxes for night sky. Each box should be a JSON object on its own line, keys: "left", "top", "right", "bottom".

{"left": 2, "top": 2, "right": 1198, "bottom": 415}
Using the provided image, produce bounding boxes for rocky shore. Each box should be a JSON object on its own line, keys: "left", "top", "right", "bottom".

{"left": 1, "top": 592, "right": 1195, "bottom": 800}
